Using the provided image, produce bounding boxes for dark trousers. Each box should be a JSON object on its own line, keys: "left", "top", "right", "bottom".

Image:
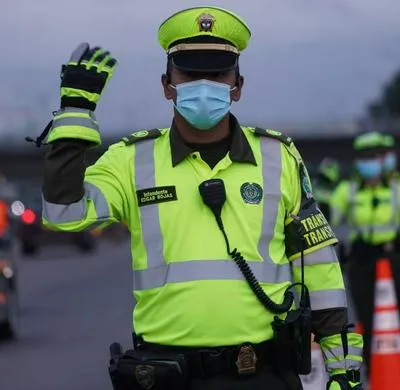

{"left": 189, "top": 365, "right": 300, "bottom": 390}
{"left": 348, "top": 244, "right": 400, "bottom": 376}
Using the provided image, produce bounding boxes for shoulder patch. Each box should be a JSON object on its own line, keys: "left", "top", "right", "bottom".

{"left": 254, "top": 127, "right": 293, "bottom": 146}
{"left": 121, "top": 128, "right": 163, "bottom": 145}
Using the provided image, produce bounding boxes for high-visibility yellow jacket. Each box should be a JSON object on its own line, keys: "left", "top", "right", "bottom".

{"left": 42, "top": 121, "right": 345, "bottom": 347}
{"left": 330, "top": 179, "right": 400, "bottom": 245}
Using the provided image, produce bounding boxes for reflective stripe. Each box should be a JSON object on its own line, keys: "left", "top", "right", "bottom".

{"left": 325, "top": 358, "right": 362, "bottom": 371}
{"left": 345, "top": 358, "right": 363, "bottom": 371}
{"left": 132, "top": 134, "right": 292, "bottom": 290}
{"left": 134, "top": 140, "right": 164, "bottom": 266}
{"left": 133, "top": 259, "right": 292, "bottom": 291}
{"left": 291, "top": 247, "right": 345, "bottom": 310}
{"left": 292, "top": 245, "right": 337, "bottom": 267}
{"left": 353, "top": 224, "right": 397, "bottom": 234}
{"left": 52, "top": 116, "right": 99, "bottom": 131}
{"left": 375, "top": 279, "right": 397, "bottom": 306}
{"left": 258, "top": 138, "right": 282, "bottom": 261}
{"left": 373, "top": 311, "right": 400, "bottom": 331}
{"left": 309, "top": 288, "right": 347, "bottom": 310}
{"left": 372, "top": 334, "right": 400, "bottom": 354}
{"left": 42, "top": 182, "right": 109, "bottom": 224}
{"left": 322, "top": 345, "right": 363, "bottom": 371}
{"left": 322, "top": 346, "right": 363, "bottom": 362}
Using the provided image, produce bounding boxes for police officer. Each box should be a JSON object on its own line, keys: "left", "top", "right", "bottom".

{"left": 313, "top": 157, "right": 340, "bottom": 222}
{"left": 330, "top": 131, "right": 399, "bottom": 376}
{"left": 37, "top": 6, "right": 363, "bottom": 390}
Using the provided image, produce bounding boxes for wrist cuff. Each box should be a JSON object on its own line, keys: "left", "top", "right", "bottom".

{"left": 47, "top": 108, "right": 101, "bottom": 146}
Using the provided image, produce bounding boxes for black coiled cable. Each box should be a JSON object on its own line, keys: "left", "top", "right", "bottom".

{"left": 219, "top": 224, "right": 294, "bottom": 314}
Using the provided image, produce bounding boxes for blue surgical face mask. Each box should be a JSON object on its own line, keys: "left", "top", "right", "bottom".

{"left": 383, "top": 152, "right": 397, "bottom": 172}
{"left": 355, "top": 158, "right": 383, "bottom": 179}
{"left": 171, "top": 79, "right": 234, "bottom": 130}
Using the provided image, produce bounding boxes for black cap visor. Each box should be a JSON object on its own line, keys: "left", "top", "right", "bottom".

{"left": 170, "top": 50, "right": 238, "bottom": 73}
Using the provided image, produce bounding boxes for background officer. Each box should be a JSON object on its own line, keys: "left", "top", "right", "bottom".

{"left": 37, "top": 6, "right": 363, "bottom": 390}
{"left": 330, "top": 131, "right": 399, "bottom": 376}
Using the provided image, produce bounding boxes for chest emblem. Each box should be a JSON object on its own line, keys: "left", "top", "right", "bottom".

{"left": 240, "top": 182, "right": 263, "bottom": 204}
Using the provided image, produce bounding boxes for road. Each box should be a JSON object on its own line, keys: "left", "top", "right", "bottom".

{"left": 0, "top": 241, "right": 133, "bottom": 390}
{"left": 0, "top": 240, "right": 357, "bottom": 390}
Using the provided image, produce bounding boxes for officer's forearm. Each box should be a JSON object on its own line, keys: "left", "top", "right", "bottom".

{"left": 311, "top": 308, "right": 348, "bottom": 340}
{"left": 43, "top": 140, "right": 91, "bottom": 204}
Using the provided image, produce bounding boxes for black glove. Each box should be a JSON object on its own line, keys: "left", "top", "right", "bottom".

{"left": 327, "top": 373, "right": 364, "bottom": 389}
{"left": 60, "top": 42, "right": 117, "bottom": 111}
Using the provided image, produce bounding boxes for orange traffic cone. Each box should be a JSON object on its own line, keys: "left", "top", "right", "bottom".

{"left": 370, "top": 258, "right": 400, "bottom": 390}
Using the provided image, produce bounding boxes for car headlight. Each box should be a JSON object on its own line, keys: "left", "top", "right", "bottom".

{"left": 1, "top": 266, "right": 13, "bottom": 279}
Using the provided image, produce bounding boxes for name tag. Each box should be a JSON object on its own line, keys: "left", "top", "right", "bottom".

{"left": 136, "top": 186, "right": 178, "bottom": 207}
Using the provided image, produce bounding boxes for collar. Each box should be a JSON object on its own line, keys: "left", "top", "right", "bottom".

{"left": 169, "top": 114, "right": 257, "bottom": 167}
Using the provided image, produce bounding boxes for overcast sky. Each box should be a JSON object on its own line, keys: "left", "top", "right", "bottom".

{"left": 1, "top": 0, "right": 400, "bottom": 136}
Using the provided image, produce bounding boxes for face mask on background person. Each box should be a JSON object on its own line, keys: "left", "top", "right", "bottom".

{"left": 355, "top": 158, "right": 383, "bottom": 179}
{"left": 170, "top": 79, "right": 236, "bottom": 130}
{"left": 383, "top": 152, "right": 397, "bottom": 172}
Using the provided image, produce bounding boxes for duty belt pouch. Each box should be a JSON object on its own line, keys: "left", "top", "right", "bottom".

{"left": 272, "top": 315, "right": 297, "bottom": 372}
{"left": 272, "top": 308, "right": 312, "bottom": 375}
{"left": 109, "top": 349, "right": 188, "bottom": 390}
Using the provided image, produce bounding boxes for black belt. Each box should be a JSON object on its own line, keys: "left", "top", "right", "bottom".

{"left": 139, "top": 339, "right": 275, "bottom": 378}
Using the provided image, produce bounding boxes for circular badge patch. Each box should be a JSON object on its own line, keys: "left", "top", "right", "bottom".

{"left": 133, "top": 130, "right": 149, "bottom": 138}
{"left": 240, "top": 183, "right": 263, "bottom": 204}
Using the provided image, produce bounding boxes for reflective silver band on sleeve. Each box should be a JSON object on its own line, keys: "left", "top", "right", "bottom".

{"left": 292, "top": 245, "right": 338, "bottom": 267}
{"left": 322, "top": 345, "right": 363, "bottom": 371}
{"left": 291, "top": 247, "right": 345, "bottom": 310}
{"left": 309, "top": 289, "right": 347, "bottom": 310}
{"left": 52, "top": 116, "right": 99, "bottom": 131}
{"left": 42, "top": 182, "right": 110, "bottom": 224}
{"left": 52, "top": 108, "right": 98, "bottom": 130}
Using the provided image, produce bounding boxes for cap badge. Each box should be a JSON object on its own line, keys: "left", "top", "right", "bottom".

{"left": 198, "top": 13, "right": 215, "bottom": 32}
